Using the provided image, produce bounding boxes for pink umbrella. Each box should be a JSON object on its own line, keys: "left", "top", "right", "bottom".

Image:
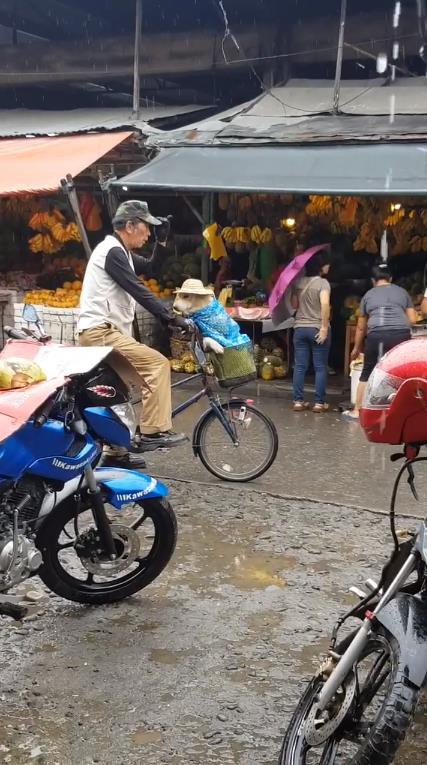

{"left": 268, "top": 244, "right": 329, "bottom": 325}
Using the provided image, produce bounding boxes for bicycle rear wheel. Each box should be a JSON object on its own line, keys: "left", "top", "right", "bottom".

{"left": 196, "top": 400, "right": 278, "bottom": 481}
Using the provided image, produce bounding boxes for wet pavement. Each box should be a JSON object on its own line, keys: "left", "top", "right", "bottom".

{"left": 0, "top": 391, "right": 426, "bottom": 764}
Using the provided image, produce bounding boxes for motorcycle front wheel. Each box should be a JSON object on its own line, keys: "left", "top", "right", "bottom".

{"left": 279, "top": 628, "right": 419, "bottom": 765}
{"left": 36, "top": 492, "right": 177, "bottom": 605}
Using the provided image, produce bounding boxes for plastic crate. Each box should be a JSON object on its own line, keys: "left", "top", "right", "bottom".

{"left": 14, "top": 303, "right": 79, "bottom": 345}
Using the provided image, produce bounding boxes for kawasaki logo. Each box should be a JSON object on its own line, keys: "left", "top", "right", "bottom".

{"left": 116, "top": 479, "right": 157, "bottom": 502}
{"left": 52, "top": 447, "right": 97, "bottom": 472}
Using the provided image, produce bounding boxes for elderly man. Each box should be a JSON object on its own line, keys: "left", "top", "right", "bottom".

{"left": 78, "top": 200, "right": 188, "bottom": 468}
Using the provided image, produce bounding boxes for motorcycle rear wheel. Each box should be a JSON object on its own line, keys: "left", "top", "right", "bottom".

{"left": 36, "top": 493, "right": 177, "bottom": 605}
{"left": 279, "top": 628, "right": 419, "bottom": 765}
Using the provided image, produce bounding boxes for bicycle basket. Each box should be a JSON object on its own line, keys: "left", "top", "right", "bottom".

{"left": 208, "top": 343, "right": 257, "bottom": 388}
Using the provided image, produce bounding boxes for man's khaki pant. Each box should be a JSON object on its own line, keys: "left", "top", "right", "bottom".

{"left": 79, "top": 325, "right": 172, "bottom": 435}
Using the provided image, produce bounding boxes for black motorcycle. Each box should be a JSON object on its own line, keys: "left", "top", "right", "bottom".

{"left": 279, "top": 449, "right": 427, "bottom": 765}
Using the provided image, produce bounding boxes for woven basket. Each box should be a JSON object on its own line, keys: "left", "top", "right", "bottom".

{"left": 170, "top": 335, "right": 194, "bottom": 360}
{"left": 209, "top": 344, "right": 257, "bottom": 388}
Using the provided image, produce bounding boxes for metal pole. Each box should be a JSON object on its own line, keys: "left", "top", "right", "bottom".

{"left": 332, "top": 0, "right": 347, "bottom": 114}
{"left": 132, "top": 0, "right": 143, "bottom": 118}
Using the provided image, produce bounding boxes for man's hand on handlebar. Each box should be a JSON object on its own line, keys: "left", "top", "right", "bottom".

{"left": 169, "top": 315, "right": 194, "bottom": 334}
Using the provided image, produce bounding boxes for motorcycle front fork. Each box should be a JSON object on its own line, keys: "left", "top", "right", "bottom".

{"left": 317, "top": 552, "right": 417, "bottom": 710}
{"left": 84, "top": 467, "right": 117, "bottom": 559}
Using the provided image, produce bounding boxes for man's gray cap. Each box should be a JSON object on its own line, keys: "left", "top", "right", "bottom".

{"left": 112, "top": 200, "right": 162, "bottom": 227}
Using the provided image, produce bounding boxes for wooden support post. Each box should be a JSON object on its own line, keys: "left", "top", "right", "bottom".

{"left": 60, "top": 175, "right": 92, "bottom": 261}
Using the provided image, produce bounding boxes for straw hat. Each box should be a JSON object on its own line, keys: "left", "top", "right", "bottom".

{"left": 174, "top": 279, "right": 214, "bottom": 296}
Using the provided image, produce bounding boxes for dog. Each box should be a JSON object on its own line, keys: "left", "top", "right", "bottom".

{"left": 173, "top": 278, "right": 249, "bottom": 355}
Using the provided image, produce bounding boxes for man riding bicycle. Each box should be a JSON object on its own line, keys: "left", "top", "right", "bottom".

{"left": 77, "top": 200, "right": 189, "bottom": 469}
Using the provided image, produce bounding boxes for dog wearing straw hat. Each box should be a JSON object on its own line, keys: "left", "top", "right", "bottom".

{"left": 173, "top": 279, "right": 250, "bottom": 355}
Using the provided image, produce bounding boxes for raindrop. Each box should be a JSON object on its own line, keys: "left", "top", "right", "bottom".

{"left": 376, "top": 53, "right": 388, "bottom": 74}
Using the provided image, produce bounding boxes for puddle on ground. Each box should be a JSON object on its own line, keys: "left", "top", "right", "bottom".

{"left": 178, "top": 521, "right": 295, "bottom": 591}
{"left": 291, "top": 639, "right": 331, "bottom": 674}
{"left": 245, "top": 610, "right": 284, "bottom": 634}
{"left": 131, "top": 728, "right": 162, "bottom": 746}
{"left": 33, "top": 642, "right": 57, "bottom": 654}
{"left": 150, "top": 648, "right": 186, "bottom": 666}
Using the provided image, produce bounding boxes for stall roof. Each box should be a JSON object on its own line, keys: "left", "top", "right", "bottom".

{"left": 114, "top": 143, "right": 427, "bottom": 196}
{"left": 0, "top": 131, "right": 133, "bottom": 196}
{"left": 146, "top": 78, "right": 427, "bottom": 148}
{"left": 0, "top": 105, "right": 207, "bottom": 138}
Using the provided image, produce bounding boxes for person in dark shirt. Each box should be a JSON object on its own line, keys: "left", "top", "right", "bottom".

{"left": 343, "top": 263, "right": 417, "bottom": 421}
{"left": 78, "top": 200, "right": 189, "bottom": 468}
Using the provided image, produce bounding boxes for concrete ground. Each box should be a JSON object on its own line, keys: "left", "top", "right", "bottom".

{"left": 0, "top": 389, "right": 426, "bottom": 764}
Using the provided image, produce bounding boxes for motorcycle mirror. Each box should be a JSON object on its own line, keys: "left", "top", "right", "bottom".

{"left": 23, "top": 304, "right": 40, "bottom": 324}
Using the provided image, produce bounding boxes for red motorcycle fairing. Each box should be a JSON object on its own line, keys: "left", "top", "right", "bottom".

{"left": 360, "top": 377, "right": 427, "bottom": 444}
{"left": 0, "top": 339, "right": 112, "bottom": 446}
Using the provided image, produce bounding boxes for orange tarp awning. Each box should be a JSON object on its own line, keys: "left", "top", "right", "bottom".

{"left": 0, "top": 131, "right": 133, "bottom": 196}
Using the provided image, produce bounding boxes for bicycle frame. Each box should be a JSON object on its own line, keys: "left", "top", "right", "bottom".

{"left": 170, "top": 328, "right": 241, "bottom": 444}
{"left": 171, "top": 370, "right": 238, "bottom": 443}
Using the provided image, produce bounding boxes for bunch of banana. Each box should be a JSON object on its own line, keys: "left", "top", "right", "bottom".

{"left": 238, "top": 227, "right": 251, "bottom": 243}
{"left": 50, "top": 221, "right": 81, "bottom": 243}
{"left": 250, "top": 225, "right": 262, "bottom": 244}
{"left": 221, "top": 227, "right": 236, "bottom": 244}
{"left": 64, "top": 222, "right": 81, "bottom": 242}
{"left": 384, "top": 209, "right": 405, "bottom": 227}
{"left": 28, "top": 208, "right": 65, "bottom": 231}
{"left": 29, "top": 233, "right": 60, "bottom": 255}
{"left": 337, "top": 197, "right": 358, "bottom": 228}
{"left": 409, "top": 235, "right": 427, "bottom": 253}
{"left": 305, "top": 195, "right": 333, "bottom": 218}
{"left": 353, "top": 222, "right": 378, "bottom": 254}
{"left": 260, "top": 227, "right": 272, "bottom": 243}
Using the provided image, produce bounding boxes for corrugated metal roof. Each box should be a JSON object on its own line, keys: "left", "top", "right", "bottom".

{"left": 0, "top": 105, "right": 207, "bottom": 138}
{"left": 147, "top": 78, "right": 427, "bottom": 148}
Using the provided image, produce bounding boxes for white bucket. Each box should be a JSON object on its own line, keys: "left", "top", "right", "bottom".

{"left": 350, "top": 367, "right": 362, "bottom": 405}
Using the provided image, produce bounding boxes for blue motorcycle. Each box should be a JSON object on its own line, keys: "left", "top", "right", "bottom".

{"left": 0, "top": 315, "right": 177, "bottom": 614}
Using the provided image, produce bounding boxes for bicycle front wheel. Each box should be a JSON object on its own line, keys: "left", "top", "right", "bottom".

{"left": 196, "top": 401, "right": 278, "bottom": 481}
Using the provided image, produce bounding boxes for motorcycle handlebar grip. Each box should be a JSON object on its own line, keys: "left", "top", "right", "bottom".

{"left": 4, "top": 325, "right": 28, "bottom": 340}
{"left": 33, "top": 397, "right": 56, "bottom": 428}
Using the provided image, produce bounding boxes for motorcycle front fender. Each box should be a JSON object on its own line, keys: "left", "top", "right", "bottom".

{"left": 38, "top": 467, "right": 168, "bottom": 519}
{"left": 376, "top": 592, "right": 427, "bottom": 688}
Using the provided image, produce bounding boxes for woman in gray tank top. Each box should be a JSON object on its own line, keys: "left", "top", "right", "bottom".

{"left": 343, "top": 263, "right": 417, "bottom": 421}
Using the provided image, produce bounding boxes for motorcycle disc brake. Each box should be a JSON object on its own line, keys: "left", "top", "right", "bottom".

{"left": 303, "top": 671, "right": 356, "bottom": 746}
{"left": 76, "top": 524, "right": 140, "bottom": 577}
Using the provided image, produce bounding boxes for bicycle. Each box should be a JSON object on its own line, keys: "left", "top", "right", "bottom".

{"left": 168, "top": 326, "right": 279, "bottom": 482}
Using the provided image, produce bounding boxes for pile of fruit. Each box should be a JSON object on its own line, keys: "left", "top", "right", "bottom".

{"left": 24, "top": 280, "right": 82, "bottom": 308}
{"left": 221, "top": 226, "right": 273, "bottom": 245}
{"left": 28, "top": 209, "right": 81, "bottom": 255}
{"left": 138, "top": 277, "right": 173, "bottom": 299}
{"left": 253, "top": 339, "right": 287, "bottom": 381}
{"left": 158, "top": 252, "right": 202, "bottom": 291}
{"left": 341, "top": 296, "right": 361, "bottom": 322}
{"left": 169, "top": 353, "right": 198, "bottom": 375}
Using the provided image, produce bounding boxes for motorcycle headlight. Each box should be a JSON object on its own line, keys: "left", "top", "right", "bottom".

{"left": 111, "top": 402, "right": 137, "bottom": 438}
{"left": 363, "top": 368, "right": 403, "bottom": 409}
